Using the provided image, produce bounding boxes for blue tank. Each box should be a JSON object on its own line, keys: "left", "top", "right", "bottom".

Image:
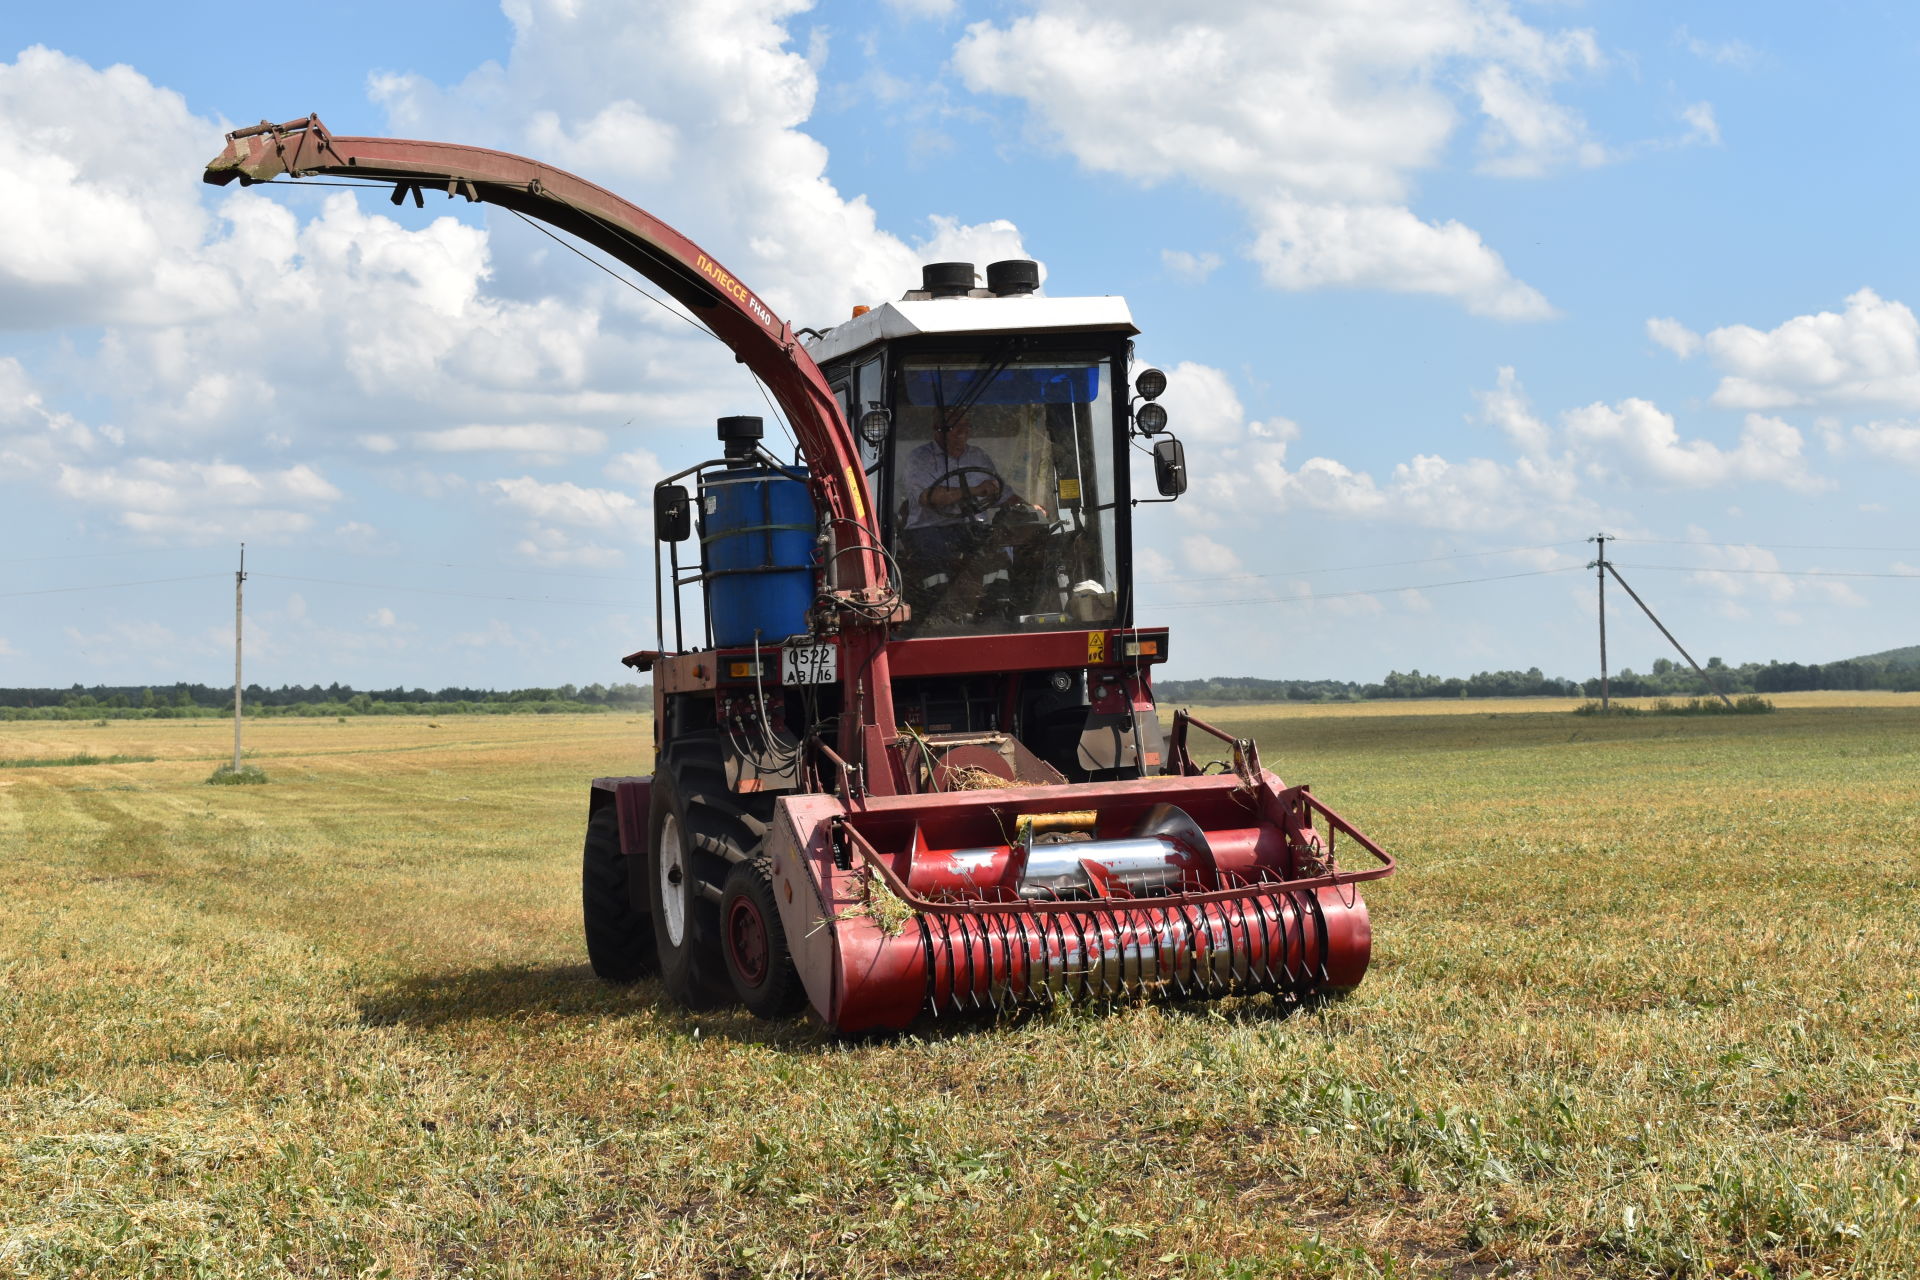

{"left": 699, "top": 467, "right": 816, "bottom": 647}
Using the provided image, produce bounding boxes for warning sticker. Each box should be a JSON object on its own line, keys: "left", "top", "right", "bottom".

{"left": 1086, "top": 631, "right": 1108, "bottom": 665}
{"left": 843, "top": 465, "right": 866, "bottom": 519}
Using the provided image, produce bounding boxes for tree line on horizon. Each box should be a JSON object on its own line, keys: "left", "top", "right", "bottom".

{"left": 0, "top": 681, "right": 653, "bottom": 721}
{"left": 1157, "top": 653, "right": 1920, "bottom": 703}
{"left": 3, "top": 651, "right": 1915, "bottom": 720}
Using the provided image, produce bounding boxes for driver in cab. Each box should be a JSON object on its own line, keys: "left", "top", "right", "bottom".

{"left": 900, "top": 409, "right": 1044, "bottom": 623}
{"left": 906, "top": 410, "right": 1009, "bottom": 532}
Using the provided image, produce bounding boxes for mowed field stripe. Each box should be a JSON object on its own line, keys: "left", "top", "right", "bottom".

{"left": 1, "top": 705, "right": 1917, "bottom": 1277}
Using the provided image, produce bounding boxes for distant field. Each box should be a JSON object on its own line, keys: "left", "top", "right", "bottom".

{"left": 1183, "top": 688, "right": 1920, "bottom": 717}
{"left": 2, "top": 702, "right": 1916, "bottom": 1277}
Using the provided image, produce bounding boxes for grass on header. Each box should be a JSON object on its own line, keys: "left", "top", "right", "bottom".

{"left": 1, "top": 697, "right": 1917, "bottom": 1277}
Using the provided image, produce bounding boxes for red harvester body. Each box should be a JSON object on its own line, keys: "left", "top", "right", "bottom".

{"left": 206, "top": 117, "right": 1393, "bottom": 1032}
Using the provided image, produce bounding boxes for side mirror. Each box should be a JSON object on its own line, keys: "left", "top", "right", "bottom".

{"left": 654, "top": 483, "right": 691, "bottom": 543}
{"left": 1152, "top": 437, "right": 1187, "bottom": 498}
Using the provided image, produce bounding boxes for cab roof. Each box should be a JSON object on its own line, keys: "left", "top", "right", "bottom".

{"left": 802, "top": 295, "right": 1137, "bottom": 366}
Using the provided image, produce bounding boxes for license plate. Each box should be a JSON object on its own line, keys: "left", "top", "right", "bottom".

{"left": 782, "top": 643, "right": 838, "bottom": 686}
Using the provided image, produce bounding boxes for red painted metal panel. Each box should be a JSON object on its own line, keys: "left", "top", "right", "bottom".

{"left": 887, "top": 631, "right": 1089, "bottom": 678}
{"left": 886, "top": 627, "right": 1166, "bottom": 679}
{"left": 614, "top": 778, "right": 653, "bottom": 861}
{"left": 653, "top": 653, "right": 717, "bottom": 696}
{"left": 767, "top": 769, "right": 1391, "bottom": 1032}
{"left": 766, "top": 794, "right": 852, "bottom": 1023}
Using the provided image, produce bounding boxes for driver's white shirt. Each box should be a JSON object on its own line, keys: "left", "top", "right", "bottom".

{"left": 903, "top": 440, "right": 1001, "bottom": 529}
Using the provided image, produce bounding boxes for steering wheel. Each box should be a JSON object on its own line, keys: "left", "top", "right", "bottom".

{"left": 931, "top": 465, "right": 1005, "bottom": 518}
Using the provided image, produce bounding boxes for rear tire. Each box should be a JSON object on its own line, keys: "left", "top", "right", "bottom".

{"left": 720, "top": 859, "right": 807, "bottom": 1019}
{"left": 646, "top": 761, "right": 736, "bottom": 1010}
{"left": 582, "top": 802, "right": 655, "bottom": 981}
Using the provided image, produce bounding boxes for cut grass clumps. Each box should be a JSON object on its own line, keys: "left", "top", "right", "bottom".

{"left": 1576, "top": 694, "right": 1775, "bottom": 716}
{"left": 204, "top": 762, "right": 269, "bottom": 785}
{"left": 0, "top": 752, "right": 157, "bottom": 768}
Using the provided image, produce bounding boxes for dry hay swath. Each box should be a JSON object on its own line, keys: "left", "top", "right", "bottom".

{"left": 941, "top": 764, "right": 1021, "bottom": 791}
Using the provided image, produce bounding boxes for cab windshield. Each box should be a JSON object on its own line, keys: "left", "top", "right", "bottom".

{"left": 888, "top": 351, "right": 1119, "bottom": 637}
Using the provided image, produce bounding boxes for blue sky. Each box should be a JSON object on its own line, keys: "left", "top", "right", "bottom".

{"left": 4, "top": 1, "right": 1918, "bottom": 691}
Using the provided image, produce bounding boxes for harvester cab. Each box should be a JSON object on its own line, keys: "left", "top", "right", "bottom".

{"left": 811, "top": 260, "right": 1148, "bottom": 648}
{"left": 202, "top": 116, "right": 1394, "bottom": 1034}
{"left": 650, "top": 261, "right": 1174, "bottom": 786}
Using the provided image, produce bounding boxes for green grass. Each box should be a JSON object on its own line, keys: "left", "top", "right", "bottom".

{"left": 204, "top": 762, "right": 271, "bottom": 785}
{"left": 1, "top": 702, "right": 1917, "bottom": 1277}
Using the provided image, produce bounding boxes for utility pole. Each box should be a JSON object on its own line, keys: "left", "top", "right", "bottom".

{"left": 1586, "top": 532, "right": 1735, "bottom": 710}
{"left": 233, "top": 543, "right": 246, "bottom": 770}
{"left": 1601, "top": 560, "right": 1735, "bottom": 709}
{"left": 1589, "top": 533, "right": 1609, "bottom": 710}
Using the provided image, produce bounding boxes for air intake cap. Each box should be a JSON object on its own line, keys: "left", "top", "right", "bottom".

{"left": 922, "top": 262, "right": 976, "bottom": 298}
{"left": 986, "top": 259, "right": 1040, "bottom": 296}
{"left": 717, "top": 414, "right": 764, "bottom": 460}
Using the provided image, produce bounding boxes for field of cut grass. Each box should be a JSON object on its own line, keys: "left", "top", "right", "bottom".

{"left": 2, "top": 699, "right": 1917, "bottom": 1278}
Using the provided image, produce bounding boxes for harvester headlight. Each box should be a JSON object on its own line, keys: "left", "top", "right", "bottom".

{"left": 1135, "top": 367, "right": 1167, "bottom": 400}
{"left": 859, "top": 407, "right": 891, "bottom": 446}
{"left": 1134, "top": 402, "right": 1169, "bottom": 435}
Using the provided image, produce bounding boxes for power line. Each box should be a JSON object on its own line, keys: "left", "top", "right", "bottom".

{"left": 1140, "top": 556, "right": 1916, "bottom": 615}
{"left": 0, "top": 574, "right": 227, "bottom": 599}
{"left": 0, "top": 548, "right": 637, "bottom": 583}
{"left": 0, "top": 548, "right": 189, "bottom": 566}
{"left": 1142, "top": 565, "right": 1582, "bottom": 611}
{"left": 1592, "top": 535, "right": 1732, "bottom": 708}
{"left": 748, "top": 370, "right": 803, "bottom": 457}
{"left": 264, "top": 182, "right": 805, "bottom": 456}
{"left": 501, "top": 206, "right": 714, "bottom": 343}
{"left": 404, "top": 557, "right": 632, "bottom": 583}
{"left": 1612, "top": 537, "right": 1920, "bottom": 554}
{"left": 252, "top": 573, "right": 639, "bottom": 608}
{"left": 1140, "top": 538, "right": 1585, "bottom": 587}
{"left": 1614, "top": 563, "right": 1920, "bottom": 581}
{"left": 500, "top": 206, "right": 801, "bottom": 456}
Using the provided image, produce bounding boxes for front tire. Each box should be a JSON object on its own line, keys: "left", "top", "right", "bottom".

{"left": 582, "top": 802, "right": 655, "bottom": 981}
{"left": 720, "top": 859, "right": 807, "bottom": 1019}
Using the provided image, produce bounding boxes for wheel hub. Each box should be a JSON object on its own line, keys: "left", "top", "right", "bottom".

{"left": 658, "top": 813, "right": 687, "bottom": 947}
{"left": 725, "top": 893, "right": 770, "bottom": 987}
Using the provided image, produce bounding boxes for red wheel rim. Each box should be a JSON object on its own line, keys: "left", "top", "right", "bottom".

{"left": 726, "top": 893, "right": 769, "bottom": 986}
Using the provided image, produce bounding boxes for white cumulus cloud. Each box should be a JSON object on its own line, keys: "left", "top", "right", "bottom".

{"left": 1475, "top": 365, "right": 1552, "bottom": 457}
{"left": 1851, "top": 421, "right": 1920, "bottom": 468}
{"left": 487, "top": 475, "right": 645, "bottom": 534}
{"left": 1646, "top": 316, "right": 1701, "bottom": 358}
{"left": 1248, "top": 199, "right": 1550, "bottom": 319}
{"left": 0, "top": 46, "right": 230, "bottom": 328}
{"left": 1562, "top": 400, "right": 1819, "bottom": 490}
{"left": 516, "top": 525, "right": 628, "bottom": 568}
{"left": 952, "top": 0, "right": 1605, "bottom": 317}
{"left": 372, "top": 0, "right": 1033, "bottom": 325}
{"left": 1701, "top": 288, "right": 1920, "bottom": 411}
{"left": 415, "top": 424, "right": 608, "bottom": 456}
{"left": 1161, "top": 249, "right": 1222, "bottom": 283}
{"left": 52, "top": 458, "right": 343, "bottom": 540}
